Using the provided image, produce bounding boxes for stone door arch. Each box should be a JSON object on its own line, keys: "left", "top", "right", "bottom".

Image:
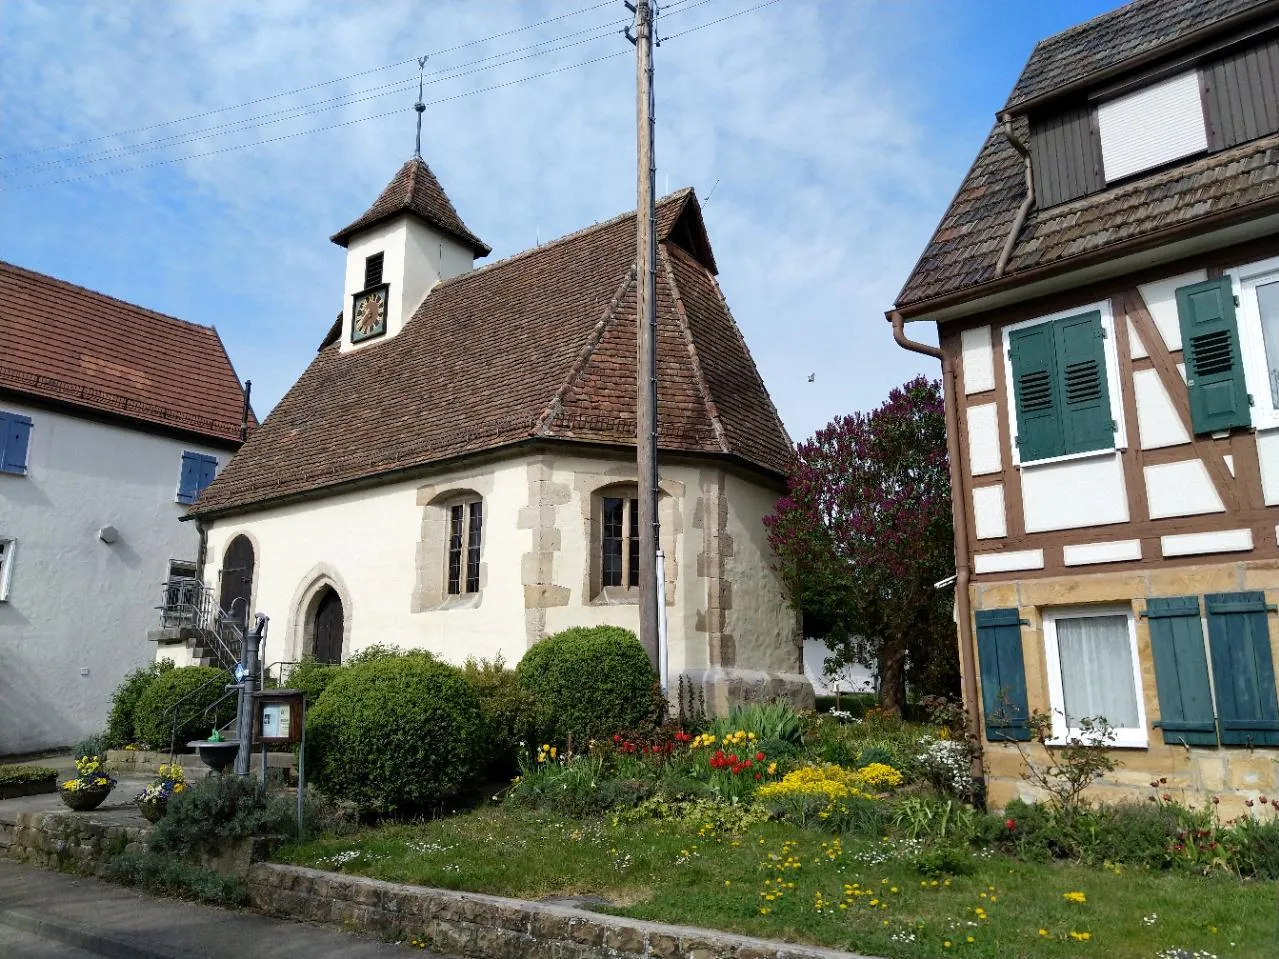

{"left": 218, "top": 535, "right": 255, "bottom": 627}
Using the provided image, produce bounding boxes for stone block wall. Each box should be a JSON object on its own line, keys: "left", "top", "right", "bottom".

{"left": 247, "top": 863, "right": 869, "bottom": 959}
{"left": 971, "top": 559, "right": 1279, "bottom": 814}
{"left": 0, "top": 810, "right": 146, "bottom": 877}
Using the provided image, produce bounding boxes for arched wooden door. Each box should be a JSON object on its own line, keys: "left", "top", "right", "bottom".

{"left": 312, "top": 587, "right": 344, "bottom": 664}
{"left": 218, "top": 535, "right": 255, "bottom": 626}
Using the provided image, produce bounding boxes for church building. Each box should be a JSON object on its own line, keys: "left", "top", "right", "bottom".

{"left": 185, "top": 154, "right": 808, "bottom": 708}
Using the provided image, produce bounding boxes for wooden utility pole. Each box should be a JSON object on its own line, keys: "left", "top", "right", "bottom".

{"left": 632, "top": 0, "right": 660, "bottom": 669}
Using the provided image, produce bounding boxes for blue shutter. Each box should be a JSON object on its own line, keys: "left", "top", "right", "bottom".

{"left": 1008, "top": 323, "right": 1064, "bottom": 462}
{"left": 176, "top": 452, "right": 201, "bottom": 504}
{"left": 1204, "top": 592, "right": 1279, "bottom": 746}
{"left": 1053, "top": 310, "right": 1114, "bottom": 455}
{"left": 1145, "top": 596, "right": 1218, "bottom": 746}
{"left": 975, "top": 608, "right": 1032, "bottom": 741}
{"left": 197, "top": 455, "right": 218, "bottom": 493}
{"left": 0, "top": 412, "right": 33, "bottom": 475}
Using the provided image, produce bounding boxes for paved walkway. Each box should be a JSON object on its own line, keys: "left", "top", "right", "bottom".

{"left": 0, "top": 860, "right": 440, "bottom": 958}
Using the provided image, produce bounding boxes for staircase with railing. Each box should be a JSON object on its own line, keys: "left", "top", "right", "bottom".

{"left": 151, "top": 578, "right": 247, "bottom": 671}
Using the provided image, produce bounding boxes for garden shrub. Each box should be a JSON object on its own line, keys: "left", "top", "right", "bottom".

{"left": 148, "top": 773, "right": 297, "bottom": 859}
{"left": 287, "top": 657, "right": 343, "bottom": 706}
{"left": 1236, "top": 816, "right": 1279, "bottom": 879}
{"left": 106, "top": 850, "right": 246, "bottom": 906}
{"left": 133, "top": 666, "right": 236, "bottom": 751}
{"left": 515, "top": 626, "right": 657, "bottom": 744}
{"left": 463, "top": 655, "right": 545, "bottom": 777}
{"left": 104, "top": 660, "right": 173, "bottom": 747}
{"left": 72, "top": 733, "right": 109, "bottom": 762}
{"left": 0, "top": 765, "right": 57, "bottom": 788}
{"left": 891, "top": 794, "right": 979, "bottom": 843}
{"left": 912, "top": 844, "right": 975, "bottom": 877}
{"left": 307, "top": 650, "right": 486, "bottom": 812}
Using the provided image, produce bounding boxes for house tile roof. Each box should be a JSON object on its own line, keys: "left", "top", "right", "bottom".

{"left": 0, "top": 261, "right": 250, "bottom": 445}
{"left": 329, "top": 156, "right": 491, "bottom": 255}
{"left": 192, "top": 189, "right": 792, "bottom": 516}
{"left": 1005, "top": 0, "right": 1266, "bottom": 110}
{"left": 895, "top": 0, "right": 1279, "bottom": 314}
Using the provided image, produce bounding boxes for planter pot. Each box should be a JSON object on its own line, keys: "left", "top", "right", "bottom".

{"left": 58, "top": 785, "right": 112, "bottom": 812}
{"left": 0, "top": 778, "right": 57, "bottom": 800}
{"left": 135, "top": 797, "right": 167, "bottom": 823}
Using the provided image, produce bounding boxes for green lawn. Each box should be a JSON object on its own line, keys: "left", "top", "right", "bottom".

{"left": 277, "top": 805, "right": 1278, "bottom": 958}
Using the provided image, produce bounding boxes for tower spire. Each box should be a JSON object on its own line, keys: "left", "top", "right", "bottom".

{"left": 414, "top": 56, "right": 428, "bottom": 158}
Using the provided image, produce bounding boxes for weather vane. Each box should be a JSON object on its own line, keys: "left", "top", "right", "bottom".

{"left": 414, "top": 55, "right": 428, "bottom": 158}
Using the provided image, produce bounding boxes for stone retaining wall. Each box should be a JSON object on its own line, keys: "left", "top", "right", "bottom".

{"left": 0, "top": 811, "right": 146, "bottom": 877}
{"left": 247, "top": 863, "right": 869, "bottom": 959}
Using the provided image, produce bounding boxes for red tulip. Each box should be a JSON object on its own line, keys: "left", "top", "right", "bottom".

{"left": 755, "top": 751, "right": 765, "bottom": 762}
{"left": 1005, "top": 818, "right": 1016, "bottom": 831}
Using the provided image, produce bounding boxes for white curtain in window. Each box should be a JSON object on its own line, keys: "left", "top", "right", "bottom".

{"left": 1056, "top": 614, "right": 1139, "bottom": 729}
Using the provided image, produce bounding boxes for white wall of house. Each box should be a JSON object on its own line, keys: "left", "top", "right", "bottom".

{"left": 201, "top": 448, "right": 807, "bottom": 704}
{"left": 0, "top": 400, "right": 228, "bottom": 754}
{"left": 802, "top": 638, "right": 875, "bottom": 696}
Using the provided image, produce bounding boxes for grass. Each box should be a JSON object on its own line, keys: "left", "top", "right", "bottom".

{"left": 276, "top": 804, "right": 1279, "bottom": 958}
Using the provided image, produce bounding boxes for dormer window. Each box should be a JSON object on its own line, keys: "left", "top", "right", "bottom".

{"left": 1096, "top": 71, "right": 1207, "bottom": 182}
{"left": 364, "top": 252, "right": 384, "bottom": 290}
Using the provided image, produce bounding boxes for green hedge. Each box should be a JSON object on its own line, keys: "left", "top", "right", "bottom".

{"left": 515, "top": 626, "right": 657, "bottom": 744}
{"left": 463, "top": 656, "right": 544, "bottom": 777}
{"left": 306, "top": 651, "right": 486, "bottom": 812}
{"left": 105, "top": 661, "right": 173, "bottom": 747}
{"left": 0, "top": 765, "right": 57, "bottom": 787}
{"left": 134, "top": 666, "right": 236, "bottom": 751}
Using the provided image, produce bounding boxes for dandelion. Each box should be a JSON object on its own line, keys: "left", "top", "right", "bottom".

{"left": 1063, "top": 891, "right": 1086, "bottom": 904}
{"left": 1039, "top": 929, "right": 1049, "bottom": 937}
{"left": 1069, "top": 931, "right": 1091, "bottom": 941}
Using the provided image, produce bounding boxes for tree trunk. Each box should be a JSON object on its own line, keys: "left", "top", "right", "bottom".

{"left": 878, "top": 640, "right": 907, "bottom": 716}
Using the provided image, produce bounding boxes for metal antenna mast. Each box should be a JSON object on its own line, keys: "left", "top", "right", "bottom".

{"left": 414, "top": 56, "right": 428, "bottom": 157}
{"left": 627, "top": 0, "right": 661, "bottom": 676}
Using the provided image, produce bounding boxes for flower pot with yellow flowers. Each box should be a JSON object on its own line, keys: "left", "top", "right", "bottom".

{"left": 134, "top": 762, "right": 187, "bottom": 823}
{"left": 58, "top": 755, "right": 117, "bottom": 812}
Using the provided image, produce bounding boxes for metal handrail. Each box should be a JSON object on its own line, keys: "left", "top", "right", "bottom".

{"left": 164, "top": 663, "right": 235, "bottom": 759}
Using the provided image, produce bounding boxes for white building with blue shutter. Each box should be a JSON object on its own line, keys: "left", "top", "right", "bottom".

{"left": 891, "top": 0, "right": 1279, "bottom": 813}
{"left": 0, "top": 261, "right": 249, "bottom": 754}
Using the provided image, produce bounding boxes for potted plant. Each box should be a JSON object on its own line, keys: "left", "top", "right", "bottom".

{"left": 58, "top": 754, "right": 117, "bottom": 812}
{"left": 134, "top": 762, "right": 187, "bottom": 823}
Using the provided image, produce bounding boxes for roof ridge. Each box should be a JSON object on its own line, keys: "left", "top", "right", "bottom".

{"left": 0, "top": 260, "right": 217, "bottom": 335}
{"left": 658, "top": 244, "right": 728, "bottom": 454}
{"left": 434, "top": 188, "right": 694, "bottom": 292}
{"left": 534, "top": 265, "right": 638, "bottom": 436}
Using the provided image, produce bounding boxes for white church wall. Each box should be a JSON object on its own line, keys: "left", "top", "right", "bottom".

{"left": 0, "top": 400, "right": 224, "bottom": 754}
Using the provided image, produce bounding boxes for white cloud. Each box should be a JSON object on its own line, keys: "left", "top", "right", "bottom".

{"left": 0, "top": 0, "right": 960, "bottom": 440}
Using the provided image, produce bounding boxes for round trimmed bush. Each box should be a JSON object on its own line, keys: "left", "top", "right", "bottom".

{"left": 515, "top": 626, "right": 657, "bottom": 743}
{"left": 133, "top": 666, "right": 237, "bottom": 751}
{"left": 105, "top": 660, "right": 174, "bottom": 747}
{"left": 286, "top": 658, "right": 343, "bottom": 707}
{"left": 306, "top": 651, "right": 486, "bottom": 811}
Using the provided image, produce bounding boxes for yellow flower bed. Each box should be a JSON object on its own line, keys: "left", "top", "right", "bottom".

{"left": 756, "top": 765, "right": 869, "bottom": 802}
{"left": 689, "top": 730, "right": 758, "bottom": 750}
{"left": 854, "top": 762, "right": 904, "bottom": 791}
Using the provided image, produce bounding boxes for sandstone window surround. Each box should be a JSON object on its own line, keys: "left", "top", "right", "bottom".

{"left": 413, "top": 483, "right": 490, "bottom": 612}
{"left": 1042, "top": 604, "right": 1148, "bottom": 748}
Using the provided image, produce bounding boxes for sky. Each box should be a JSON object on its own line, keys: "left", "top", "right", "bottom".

{"left": 0, "top": 0, "right": 1122, "bottom": 445}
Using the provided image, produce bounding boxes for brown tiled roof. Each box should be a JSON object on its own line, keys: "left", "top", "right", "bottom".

{"left": 192, "top": 190, "right": 791, "bottom": 516}
{"left": 1005, "top": 0, "right": 1266, "bottom": 110}
{"left": 330, "top": 156, "right": 491, "bottom": 255}
{"left": 0, "top": 261, "right": 250, "bottom": 445}
{"left": 895, "top": 0, "right": 1279, "bottom": 314}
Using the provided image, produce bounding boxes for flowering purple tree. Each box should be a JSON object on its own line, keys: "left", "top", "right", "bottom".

{"left": 765, "top": 376, "right": 958, "bottom": 714}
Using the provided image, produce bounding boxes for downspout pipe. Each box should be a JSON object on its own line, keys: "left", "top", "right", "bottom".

{"left": 890, "top": 311, "right": 985, "bottom": 798}
{"left": 994, "top": 112, "right": 1034, "bottom": 280}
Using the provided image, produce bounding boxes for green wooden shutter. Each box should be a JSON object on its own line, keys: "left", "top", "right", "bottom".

{"left": 1053, "top": 310, "right": 1114, "bottom": 455}
{"left": 1177, "top": 277, "right": 1251, "bottom": 434}
{"left": 1145, "top": 596, "right": 1218, "bottom": 746}
{"left": 975, "top": 608, "right": 1032, "bottom": 741}
{"left": 1008, "top": 323, "right": 1064, "bottom": 462}
{"left": 1204, "top": 591, "right": 1279, "bottom": 746}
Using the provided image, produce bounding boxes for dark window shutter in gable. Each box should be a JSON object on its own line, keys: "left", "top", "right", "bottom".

{"left": 1009, "top": 323, "right": 1064, "bottom": 461}
{"left": 176, "top": 451, "right": 201, "bottom": 504}
{"left": 1204, "top": 592, "right": 1279, "bottom": 746}
{"left": 975, "top": 608, "right": 1032, "bottom": 741}
{"left": 0, "top": 412, "right": 33, "bottom": 475}
{"left": 197, "top": 455, "right": 218, "bottom": 493}
{"left": 364, "top": 253, "right": 384, "bottom": 289}
{"left": 1053, "top": 310, "right": 1114, "bottom": 455}
{"left": 1177, "top": 277, "right": 1251, "bottom": 434}
{"left": 1145, "top": 596, "right": 1218, "bottom": 746}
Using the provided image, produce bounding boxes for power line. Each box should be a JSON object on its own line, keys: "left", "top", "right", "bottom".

{"left": 0, "top": 0, "right": 620, "bottom": 161}
{"left": 0, "top": 50, "right": 632, "bottom": 191}
{"left": 2, "top": 20, "right": 633, "bottom": 178}
{"left": 659, "top": 0, "right": 786, "bottom": 40}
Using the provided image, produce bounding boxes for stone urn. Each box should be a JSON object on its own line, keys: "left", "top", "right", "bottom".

{"left": 59, "top": 784, "right": 112, "bottom": 812}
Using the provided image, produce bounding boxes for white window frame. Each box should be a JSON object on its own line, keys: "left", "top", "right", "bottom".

{"left": 1229, "top": 254, "right": 1279, "bottom": 432}
{"left": 1001, "top": 298, "right": 1128, "bottom": 468}
{"left": 1042, "top": 604, "right": 1148, "bottom": 748}
{"left": 0, "top": 538, "right": 15, "bottom": 602}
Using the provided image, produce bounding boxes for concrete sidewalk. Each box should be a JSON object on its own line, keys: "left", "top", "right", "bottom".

{"left": 0, "top": 859, "right": 440, "bottom": 958}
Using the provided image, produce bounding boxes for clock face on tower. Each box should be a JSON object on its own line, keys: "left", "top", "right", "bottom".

{"left": 351, "top": 284, "right": 389, "bottom": 343}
